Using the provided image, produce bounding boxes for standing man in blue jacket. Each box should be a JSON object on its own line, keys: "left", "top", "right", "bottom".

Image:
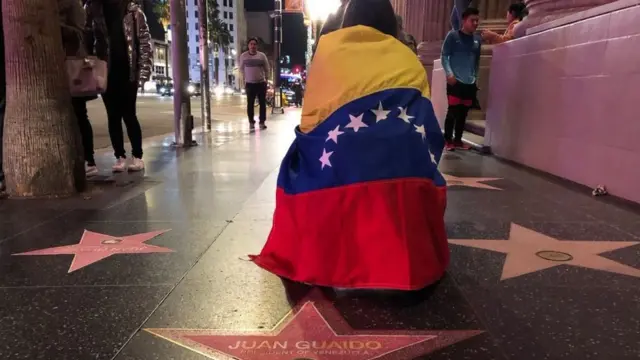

{"left": 441, "top": 7, "right": 481, "bottom": 151}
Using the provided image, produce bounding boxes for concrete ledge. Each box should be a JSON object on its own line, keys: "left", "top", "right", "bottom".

{"left": 527, "top": 0, "right": 640, "bottom": 35}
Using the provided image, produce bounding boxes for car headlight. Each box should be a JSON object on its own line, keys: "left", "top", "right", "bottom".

{"left": 187, "top": 85, "right": 195, "bottom": 93}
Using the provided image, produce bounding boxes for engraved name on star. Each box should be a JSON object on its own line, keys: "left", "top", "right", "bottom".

{"left": 326, "top": 125, "right": 344, "bottom": 144}
{"left": 398, "top": 107, "right": 415, "bottom": 123}
{"left": 345, "top": 113, "right": 368, "bottom": 132}
{"left": 450, "top": 223, "right": 640, "bottom": 280}
{"left": 319, "top": 149, "right": 334, "bottom": 169}
{"left": 371, "top": 102, "right": 391, "bottom": 122}
{"left": 146, "top": 289, "right": 483, "bottom": 360}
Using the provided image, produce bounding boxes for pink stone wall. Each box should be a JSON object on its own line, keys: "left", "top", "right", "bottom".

{"left": 431, "top": 59, "right": 448, "bottom": 128}
{"left": 485, "top": 3, "right": 640, "bottom": 203}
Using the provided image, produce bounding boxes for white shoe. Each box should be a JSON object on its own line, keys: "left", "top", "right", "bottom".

{"left": 128, "top": 158, "right": 145, "bottom": 172}
{"left": 112, "top": 157, "right": 128, "bottom": 173}
{"left": 85, "top": 165, "right": 99, "bottom": 177}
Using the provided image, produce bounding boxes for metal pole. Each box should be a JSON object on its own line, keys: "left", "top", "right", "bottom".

{"left": 170, "top": 0, "right": 196, "bottom": 146}
{"left": 271, "top": 0, "right": 284, "bottom": 114}
{"left": 198, "top": 0, "right": 212, "bottom": 131}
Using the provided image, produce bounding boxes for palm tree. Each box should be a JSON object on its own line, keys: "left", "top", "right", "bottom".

{"left": 209, "top": 18, "right": 231, "bottom": 86}
{"left": 151, "top": 0, "right": 170, "bottom": 28}
{"left": 1, "top": 0, "right": 85, "bottom": 197}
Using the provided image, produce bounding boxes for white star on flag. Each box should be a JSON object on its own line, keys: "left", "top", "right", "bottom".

{"left": 319, "top": 149, "right": 334, "bottom": 169}
{"left": 326, "top": 125, "right": 344, "bottom": 144}
{"left": 429, "top": 150, "right": 437, "bottom": 164}
{"left": 345, "top": 114, "right": 368, "bottom": 132}
{"left": 414, "top": 124, "right": 426, "bottom": 141}
{"left": 398, "top": 107, "right": 415, "bottom": 123}
{"left": 371, "top": 102, "right": 391, "bottom": 122}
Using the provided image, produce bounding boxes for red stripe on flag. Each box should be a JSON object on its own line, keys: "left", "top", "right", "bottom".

{"left": 251, "top": 179, "right": 448, "bottom": 290}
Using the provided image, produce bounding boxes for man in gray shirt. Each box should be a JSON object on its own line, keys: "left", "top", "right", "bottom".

{"left": 239, "top": 38, "right": 270, "bottom": 130}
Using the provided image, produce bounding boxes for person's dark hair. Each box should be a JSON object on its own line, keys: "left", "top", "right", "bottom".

{"left": 341, "top": 0, "right": 398, "bottom": 38}
{"left": 247, "top": 37, "right": 259, "bottom": 45}
{"left": 508, "top": 3, "right": 528, "bottom": 21}
{"left": 461, "top": 7, "right": 480, "bottom": 19}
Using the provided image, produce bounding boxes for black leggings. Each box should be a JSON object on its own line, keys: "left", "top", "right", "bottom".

{"left": 102, "top": 79, "right": 143, "bottom": 159}
{"left": 71, "top": 97, "right": 96, "bottom": 166}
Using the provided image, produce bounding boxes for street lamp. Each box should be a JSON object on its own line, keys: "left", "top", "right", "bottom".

{"left": 305, "top": 0, "right": 341, "bottom": 62}
{"left": 307, "top": 0, "right": 340, "bottom": 22}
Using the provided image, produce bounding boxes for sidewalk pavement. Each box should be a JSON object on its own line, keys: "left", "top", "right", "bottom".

{"left": 0, "top": 110, "right": 639, "bottom": 360}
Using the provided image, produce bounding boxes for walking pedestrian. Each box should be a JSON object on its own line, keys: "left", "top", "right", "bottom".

{"left": 441, "top": 7, "right": 481, "bottom": 151}
{"left": 85, "top": 0, "right": 152, "bottom": 172}
{"left": 239, "top": 38, "right": 270, "bottom": 131}
{"left": 292, "top": 80, "right": 303, "bottom": 108}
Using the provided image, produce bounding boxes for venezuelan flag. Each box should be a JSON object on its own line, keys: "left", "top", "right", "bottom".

{"left": 251, "top": 26, "right": 448, "bottom": 290}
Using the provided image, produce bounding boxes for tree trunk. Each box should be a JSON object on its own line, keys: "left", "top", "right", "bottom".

{"left": 213, "top": 47, "right": 220, "bottom": 86}
{"left": 2, "top": 0, "right": 85, "bottom": 197}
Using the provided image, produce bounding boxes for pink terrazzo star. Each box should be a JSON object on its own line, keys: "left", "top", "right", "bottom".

{"left": 14, "top": 229, "right": 173, "bottom": 273}
{"left": 147, "top": 290, "right": 482, "bottom": 360}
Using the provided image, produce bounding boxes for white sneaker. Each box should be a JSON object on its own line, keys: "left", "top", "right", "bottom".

{"left": 85, "top": 165, "right": 99, "bottom": 177}
{"left": 112, "top": 157, "right": 128, "bottom": 173}
{"left": 128, "top": 158, "right": 145, "bottom": 172}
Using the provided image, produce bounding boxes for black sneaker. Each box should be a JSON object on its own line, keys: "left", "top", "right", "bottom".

{"left": 259, "top": 123, "right": 267, "bottom": 130}
{"left": 249, "top": 123, "right": 256, "bottom": 131}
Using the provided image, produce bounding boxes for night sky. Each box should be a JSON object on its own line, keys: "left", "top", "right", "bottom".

{"left": 245, "top": 0, "right": 307, "bottom": 66}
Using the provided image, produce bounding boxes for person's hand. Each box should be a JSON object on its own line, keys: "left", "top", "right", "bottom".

{"left": 446, "top": 75, "right": 457, "bottom": 85}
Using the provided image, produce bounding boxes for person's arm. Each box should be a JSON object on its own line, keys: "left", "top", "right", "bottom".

{"left": 262, "top": 53, "right": 271, "bottom": 82}
{"left": 474, "top": 40, "right": 481, "bottom": 82}
{"left": 441, "top": 32, "right": 456, "bottom": 83}
{"left": 239, "top": 54, "right": 245, "bottom": 77}
{"left": 135, "top": 8, "right": 153, "bottom": 83}
{"left": 482, "top": 28, "right": 514, "bottom": 44}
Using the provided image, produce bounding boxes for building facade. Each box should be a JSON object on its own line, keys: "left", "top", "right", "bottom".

{"left": 185, "top": 0, "right": 247, "bottom": 87}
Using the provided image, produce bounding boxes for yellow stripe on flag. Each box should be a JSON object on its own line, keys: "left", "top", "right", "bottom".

{"left": 301, "top": 25, "right": 430, "bottom": 133}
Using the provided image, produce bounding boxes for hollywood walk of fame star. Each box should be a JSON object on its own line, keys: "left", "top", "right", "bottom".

{"left": 397, "top": 107, "right": 414, "bottom": 123}
{"left": 319, "top": 149, "right": 334, "bottom": 169}
{"left": 13, "top": 230, "right": 173, "bottom": 273}
{"left": 326, "top": 125, "right": 344, "bottom": 144}
{"left": 146, "top": 290, "right": 483, "bottom": 360}
{"left": 345, "top": 114, "right": 368, "bottom": 132}
{"left": 414, "top": 124, "right": 426, "bottom": 141}
{"left": 443, "top": 174, "right": 503, "bottom": 190}
{"left": 450, "top": 223, "right": 640, "bottom": 280}
{"left": 371, "top": 102, "right": 390, "bottom": 122}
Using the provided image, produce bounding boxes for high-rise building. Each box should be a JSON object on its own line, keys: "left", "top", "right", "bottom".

{"left": 185, "top": 0, "right": 247, "bottom": 87}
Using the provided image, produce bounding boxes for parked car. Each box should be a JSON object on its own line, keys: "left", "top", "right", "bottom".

{"left": 158, "top": 84, "right": 174, "bottom": 96}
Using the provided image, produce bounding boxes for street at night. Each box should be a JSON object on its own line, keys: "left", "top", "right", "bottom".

{"left": 87, "top": 94, "right": 250, "bottom": 151}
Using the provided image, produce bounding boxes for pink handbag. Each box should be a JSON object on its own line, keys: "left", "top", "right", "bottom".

{"left": 66, "top": 56, "right": 108, "bottom": 97}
